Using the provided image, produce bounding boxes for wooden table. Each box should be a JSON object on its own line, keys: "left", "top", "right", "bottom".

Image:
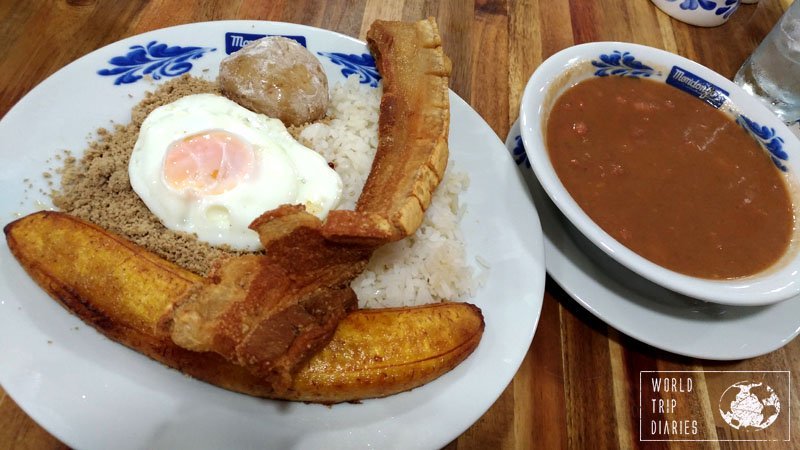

{"left": 1, "top": 0, "right": 797, "bottom": 448}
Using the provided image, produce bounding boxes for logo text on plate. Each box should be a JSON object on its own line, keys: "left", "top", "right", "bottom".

{"left": 666, "top": 66, "right": 729, "bottom": 108}
{"left": 225, "top": 33, "right": 307, "bottom": 54}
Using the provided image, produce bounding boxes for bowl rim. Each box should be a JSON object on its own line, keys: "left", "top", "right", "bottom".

{"left": 519, "top": 41, "right": 800, "bottom": 306}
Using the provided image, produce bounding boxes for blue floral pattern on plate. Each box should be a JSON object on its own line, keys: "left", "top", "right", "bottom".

{"left": 318, "top": 52, "right": 381, "bottom": 87}
{"left": 592, "top": 51, "right": 656, "bottom": 78}
{"left": 666, "top": 0, "right": 739, "bottom": 18}
{"left": 512, "top": 135, "right": 530, "bottom": 168}
{"left": 97, "top": 41, "right": 216, "bottom": 85}
{"left": 736, "top": 115, "right": 789, "bottom": 171}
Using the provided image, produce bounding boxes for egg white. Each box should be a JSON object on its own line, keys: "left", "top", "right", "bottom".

{"left": 128, "top": 93, "right": 342, "bottom": 251}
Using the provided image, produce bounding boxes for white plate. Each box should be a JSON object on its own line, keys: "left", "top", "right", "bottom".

{"left": 0, "top": 21, "right": 546, "bottom": 450}
{"left": 507, "top": 119, "right": 800, "bottom": 361}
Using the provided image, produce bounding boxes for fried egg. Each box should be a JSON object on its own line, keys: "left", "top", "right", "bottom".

{"left": 129, "top": 93, "right": 342, "bottom": 251}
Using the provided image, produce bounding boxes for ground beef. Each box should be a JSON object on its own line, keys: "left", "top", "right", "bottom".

{"left": 51, "top": 76, "right": 244, "bottom": 275}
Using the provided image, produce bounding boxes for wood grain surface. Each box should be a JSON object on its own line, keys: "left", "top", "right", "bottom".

{"left": 1, "top": 0, "right": 798, "bottom": 449}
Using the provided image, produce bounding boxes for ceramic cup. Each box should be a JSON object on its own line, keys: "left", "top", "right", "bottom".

{"left": 651, "top": 0, "right": 741, "bottom": 27}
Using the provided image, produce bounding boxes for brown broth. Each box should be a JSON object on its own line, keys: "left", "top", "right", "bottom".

{"left": 546, "top": 76, "right": 794, "bottom": 279}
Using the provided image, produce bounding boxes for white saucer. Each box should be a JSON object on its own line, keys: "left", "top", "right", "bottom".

{"left": 507, "top": 119, "right": 800, "bottom": 360}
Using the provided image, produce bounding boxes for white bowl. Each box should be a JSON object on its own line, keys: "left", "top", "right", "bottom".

{"left": 520, "top": 42, "right": 800, "bottom": 306}
{"left": 650, "top": 0, "right": 740, "bottom": 27}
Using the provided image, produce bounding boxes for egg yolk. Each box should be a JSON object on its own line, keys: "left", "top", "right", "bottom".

{"left": 163, "top": 130, "right": 255, "bottom": 195}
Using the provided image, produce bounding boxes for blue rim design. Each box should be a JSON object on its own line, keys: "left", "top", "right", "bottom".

{"left": 512, "top": 135, "right": 530, "bottom": 168}
{"left": 736, "top": 115, "right": 789, "bottom": 172}
{"left": 592, "top": 51, "right": 656, "bottom": 78}
{"left": 97, "top": 41, "right": 216, "bottom": 85}
{"left": 318, "top": 52, "right": 381, "bottom": 87}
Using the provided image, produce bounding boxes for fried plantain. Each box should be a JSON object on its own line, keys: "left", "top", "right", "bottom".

{"left": 4, "top": 211, "right": 484, "bottom": 402}
{"left": 286, "top": 302, "right": 483, "bottom": 402}
{"left": 4, "top": 210, "right": 201, "bottom": 336}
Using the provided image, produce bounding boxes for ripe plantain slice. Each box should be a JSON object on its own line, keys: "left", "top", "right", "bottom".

{"left": 286, "top": 302, "right": 484, "bottom": 402}
{"left": 4, "top": 210, "right": 202, "bottom": 336}
{"left": 4, "top": 211, "right": 484, "bottom": 402}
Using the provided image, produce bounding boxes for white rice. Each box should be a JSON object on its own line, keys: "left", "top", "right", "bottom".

{"left": 298, "top": 76, "right": 480, "bottom": 308}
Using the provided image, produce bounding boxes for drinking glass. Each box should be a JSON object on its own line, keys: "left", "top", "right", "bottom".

{"left": 734, "top": 1, "right": 800, "bottom": 124}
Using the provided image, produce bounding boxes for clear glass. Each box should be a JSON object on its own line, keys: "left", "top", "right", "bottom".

{"left": 734, "top": 0, "right": 800, "bottom": 124}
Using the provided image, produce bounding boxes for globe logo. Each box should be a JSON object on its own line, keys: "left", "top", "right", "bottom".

{"left": 718, "top": 380, "right": 781, "bottom": 431}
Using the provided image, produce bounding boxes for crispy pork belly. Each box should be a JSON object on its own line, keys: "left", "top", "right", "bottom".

{"left": 166, "top": 18, "right": 452, "bottom": 385}
{"left": 166, "top": 205, "right": 372, "bottom": 385}
{"left": 321, "top": 17, "right": 451, "bottom": 245}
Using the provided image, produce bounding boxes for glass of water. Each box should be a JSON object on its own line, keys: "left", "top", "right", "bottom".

{"left": 734, "top": 1, "right": 800, "bottom": 124}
